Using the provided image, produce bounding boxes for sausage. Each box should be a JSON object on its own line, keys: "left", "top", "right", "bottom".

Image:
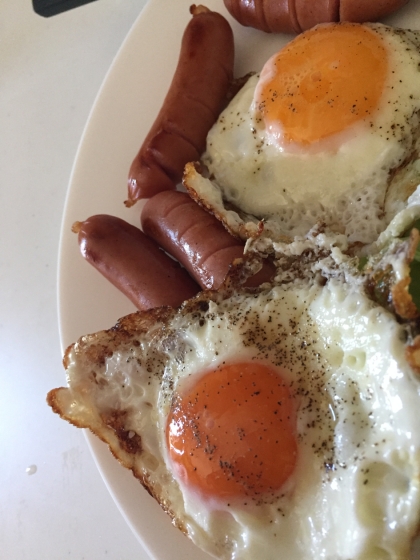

{"left": 222, "top": 0, "right": 301, "bottom": 34}
{"left": 141, "top": 191, "right": 275, "bottom": 290}
{"left": 223, "top": 0, "right": 408, "bottom": 34}
{"left": 73, "top": 215, "right": 200, "bottom": 310}
{"left": 296, "top": 0, "right": 339, "bottom": 32}
{"left": 339, "top": 0, "right": 409, "bottom": 23}
{"left": 126, "top": 5, "right": 234, "bottom": 206}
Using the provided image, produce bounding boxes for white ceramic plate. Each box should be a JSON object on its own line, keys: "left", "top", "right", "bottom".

{"left": 58, "top": 1, "right": 420, "bottom": 558}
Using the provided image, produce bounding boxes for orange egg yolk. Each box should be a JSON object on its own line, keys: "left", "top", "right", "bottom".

{"left": 256, "top": 23, "right": 388, "bottom": 145}
{"left": 166, "top": 362, "right": 297, "bottom": 500}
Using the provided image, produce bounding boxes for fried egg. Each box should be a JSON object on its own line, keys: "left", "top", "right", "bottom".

{"left": 48, "top": 244, "right": 420, "bottom": 559}
{"left": 187, "top": 23, "right": 420, "bottom": 245}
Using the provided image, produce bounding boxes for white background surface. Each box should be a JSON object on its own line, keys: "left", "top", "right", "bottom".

{"left": 1, "top": 1, "right": 151, "bottom": 558}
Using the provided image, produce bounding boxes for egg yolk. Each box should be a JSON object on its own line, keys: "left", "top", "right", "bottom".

{"left": 166, "top": 362, "right": 297, "bottom": 500}
{"left": 256, "top": 23, "right": 388, "bottom": 146}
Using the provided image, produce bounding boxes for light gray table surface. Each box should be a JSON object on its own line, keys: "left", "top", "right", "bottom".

{"left": 1, "top": 1, "right": 151, "bottom": 558}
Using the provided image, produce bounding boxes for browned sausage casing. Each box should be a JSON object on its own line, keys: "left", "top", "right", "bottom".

{"left": 223, "top": 0, "right": 408, "bottom": 34}
{"left": 339, "top": 0, "right": 408, "bottom": 23}
{"left": 141, "top": 191, "right": 275, "bottom": 290}
{"left": 223, "top": 0, "right": 301, "bottom": 33}
{"left": 74, "top": 214, "right": 200, "bottom": 310}
{"left": 126, "top": 5, "right": 234, "bottom": 206}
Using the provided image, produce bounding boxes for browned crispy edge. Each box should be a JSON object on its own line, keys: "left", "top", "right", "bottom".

{"left": 391, "top": 229, "right": 420, "bottom": 320}
{"left": 47, "top": 304, "right": 192, "bottom": 534}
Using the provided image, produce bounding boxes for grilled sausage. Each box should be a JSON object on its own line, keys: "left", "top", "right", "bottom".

{"left": 223, "top": 0, "right": 408, "bottom": 34}
{"left": 339, "top": 0, "right": 409, "bottom": 23}
{"left": 73, "top": 215, "right": 200, "bottom": 310}
{"left": 126, "top": 5, "right": 234, "bottom": 206}
{"left": 141, "top": 191, "right": 275, "bottom": 290}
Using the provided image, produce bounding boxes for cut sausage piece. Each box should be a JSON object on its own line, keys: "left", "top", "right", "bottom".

{"left": 340, "top": 0, "right": 409, "bottom": 23}
{"left": 223, "top": 0, "right": 408, "bottom": 33}
{"left": 126, "top": 5, "right": 234, "bottom": 206}
{"left": 223, "top": 0, "right": 300, "bottom": 34}
{"left": 141, "top": 191, "right": 275, "bottom": 290}
{"left": 73, "top": 215, "right": 200, "bottom": 310}
{"left": 223, "top": 0, "right": 333, "bottom": 33}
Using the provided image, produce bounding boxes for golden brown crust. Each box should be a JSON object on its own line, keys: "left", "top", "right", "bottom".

{"left": 46, "top": 387, "right": 67, "bottom": 417}
{"left": 71, "top": 220, "right": 83, "bottom": 234}
{"left": 405, "top": 335, "right": 420, "bottom": 375}
{"left": 190, "top": 4, "right": 210, "bottom": 15}
{"left": 183, "top": 161, "right": 264, "bottom": 242}
{"left": 391, "top": 276, "right": 420, "bottom": 320}
{"left": 100, "top": 410, "right": 142, "bottom": 455}
{"left": 183, "top": 160, "right": 293, "bottom": 244}
{"left": 69, "top": 306, "right": 176, "bottom": 359}
{"left": 183, "top": 161, "right": 239, "bottom": 234}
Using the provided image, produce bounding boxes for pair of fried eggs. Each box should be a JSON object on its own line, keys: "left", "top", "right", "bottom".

{"left": 51, "top": 21, "right": 420, "bottom": 560}
{"left": 186, "top": 22, "right": 420, "bottom": 246}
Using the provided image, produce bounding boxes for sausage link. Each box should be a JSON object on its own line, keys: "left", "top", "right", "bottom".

{"left": 295, "top": 0, "right": 339, "bottom": 32}
{"left": 126, "top": 5, "right": 234, "bottom": 206}
{"left": 223, "top": 0, "right": 300, "bottom": 34}
{"left": 223, "top": 0, "right": 408, "bottom": 33}
{"left": 73, "top": 215, "right": 200, "bottom": 310}
{"left": 339, "top": 0, "right": 409, "bottom": 23}
{"left": 141, "top": 191, "right": 275, "bottom": 290}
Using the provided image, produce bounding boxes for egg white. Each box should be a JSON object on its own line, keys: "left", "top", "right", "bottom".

{"left": 61, "top": 249, "right": 420, "bottom": 559}
{"left": 195, "top": 24, "right": 420, "bottom": 246}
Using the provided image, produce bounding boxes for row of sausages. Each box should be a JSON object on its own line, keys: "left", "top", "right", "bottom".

{"left": 76, "top": 7, "right": 242, "bottom": 311}
{"left": 75, "top": 192, "right": 275, "bottom": 310}
{"left": 77, "top": 1, "right": 410, "bottom": 312}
